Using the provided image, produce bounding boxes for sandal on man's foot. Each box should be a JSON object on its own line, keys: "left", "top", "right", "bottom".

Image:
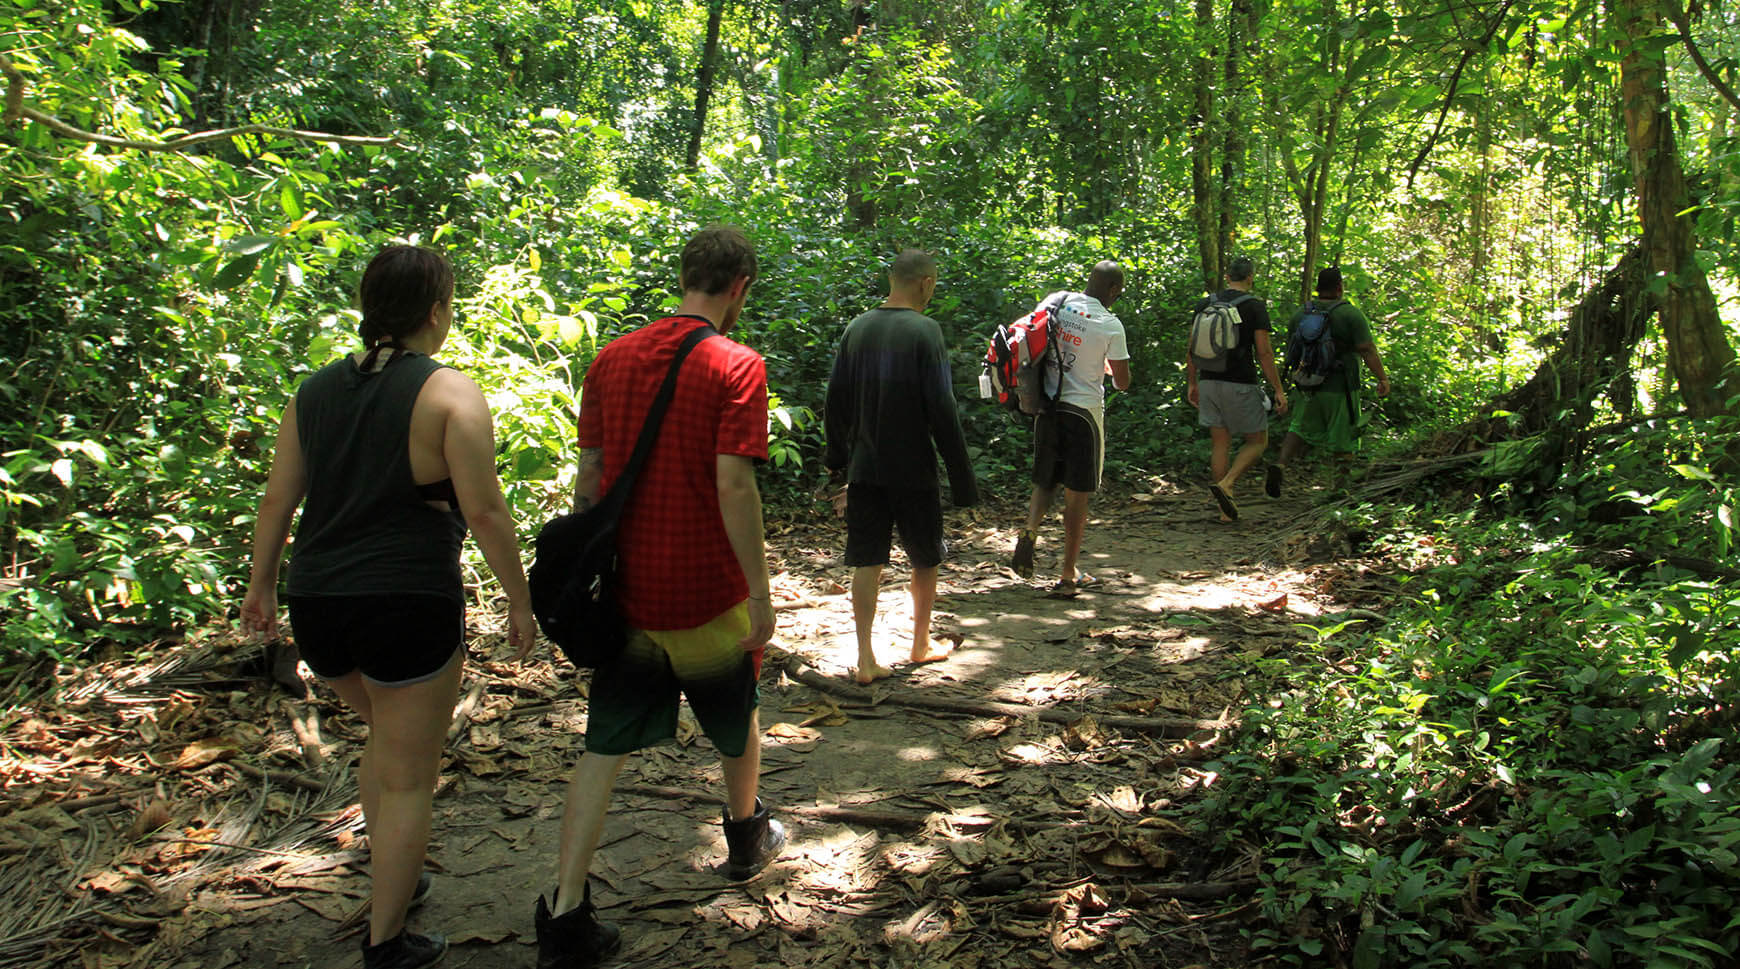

{"left": 1209, "top": 484, "right": 1239, "bottom": 521}
{"left": 1047, "top": 579, "right": 1080, "bottom": 599}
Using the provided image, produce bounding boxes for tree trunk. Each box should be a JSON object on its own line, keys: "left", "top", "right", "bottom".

{"left": 685, "top": 0, "right": 727, "bottom": 171}
{"left": 1216, "top": 0, "right": 1257, "bottom": 268}
{"left": 1190, "top": 0, "right": 1219, "bottom": 294}
{"left": 1617, "top": 0, "right": 1736, "bottom": 417}
{"left": 1479, "top": 241, "right": 1656, "bottom": 437}
{"left": 1293, "top": 0, "right": 1350, "bottom": 303}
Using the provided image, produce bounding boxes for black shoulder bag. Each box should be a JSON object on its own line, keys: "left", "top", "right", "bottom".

{"left": 529, "top": 323, "right": 716, "bottom": 668}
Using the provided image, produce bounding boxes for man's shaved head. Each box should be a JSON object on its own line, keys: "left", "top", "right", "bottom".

{"left": 1086, "top": 260, "right": 1124, "bottom": 303}
{"left": 890, "top": 249, "right": 937, "bottom": 285}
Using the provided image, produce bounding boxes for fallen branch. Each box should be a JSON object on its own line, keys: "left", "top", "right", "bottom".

{"left": 285, "top": 700, "right": 326, "bottom": 769}
{"left": 228, "top": 761, "right": 326, "bottom": 794}
{"left": 783, "top": 661, "right": 1231, "bottom": 738}
{"left": 445, "top": 682, "right": 486, "bottom": 743}
{"left": 1122, "top": 878, "right": 1260, "bottom": 900}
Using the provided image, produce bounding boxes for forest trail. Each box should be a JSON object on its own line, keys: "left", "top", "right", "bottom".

{"left": 1, "top": 476, "right": 1389, "bottom": 969}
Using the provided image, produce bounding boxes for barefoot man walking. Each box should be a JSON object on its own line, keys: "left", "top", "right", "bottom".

{"left": 825, "top": 249, "right": 980, "bottom": 684}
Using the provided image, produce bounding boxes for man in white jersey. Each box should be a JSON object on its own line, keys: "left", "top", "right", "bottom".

{"left": 1008, "top": 261, "right": 1130, "bottom": 596}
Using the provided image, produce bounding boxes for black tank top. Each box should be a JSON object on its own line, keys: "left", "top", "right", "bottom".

{"left": 286, "top": 352, "right": 467, "bottom": 601}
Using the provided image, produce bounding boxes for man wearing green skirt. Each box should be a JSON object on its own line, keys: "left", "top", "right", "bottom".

{"left": 1268, "top": 266, "right": 1389, "bottom": 496}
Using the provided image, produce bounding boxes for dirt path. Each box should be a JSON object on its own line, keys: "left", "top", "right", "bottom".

{"left": 1, "top": 479, "right": 1360, "bottom": 969}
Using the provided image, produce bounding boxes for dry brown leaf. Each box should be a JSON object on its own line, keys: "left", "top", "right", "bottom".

{"left": 764, "top": 722, "right": 822, "bottom": 743}
{"left": 1063, "top": 716, "right": 1107, "bottom": 750}
{"left": 940, "top": 766, "right": 1003, "bottom": 789}
{"left": 1258, "top": 592, "right": 1289, "bottom": 612}
{"left": 1063, "top": 882, "right": 1110, "bottom": 916}
{"left": 127, "top": 799, "right": 172, "bottom": 840}
{"left": 171, "top": 740, "right": 236, "bottom": 771}
{"left": 623, "top": 926, "right": 688, "bottom": 960}
{"left": 1097, "top": 785, "right": 1143, "bottom": 815}
{"left": 1050, "top": 923, "right": 1106, "bottom": 953}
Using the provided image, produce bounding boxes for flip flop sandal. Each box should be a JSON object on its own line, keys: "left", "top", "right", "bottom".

{"left": 1209, "top": 484, "right": 1240, "bottom": 521}
{"left": 1074, "top": 572, "right": 1101, "bottom": 588}
{"left": 1046, "top": 579, "right": 1080, "bottom": 599}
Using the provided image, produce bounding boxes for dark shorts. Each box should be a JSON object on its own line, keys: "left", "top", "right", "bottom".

{"left": 288, "top": 594, "right": 465, "bottom": 687}
{"left": 1032, "top": 403, "right": 1102, "bottom": 493}
{"left": 585, "top": 603, "right": 762, "bottom": 758}
{"left": 844, "top": 484, "right": 945, "bottom": 569}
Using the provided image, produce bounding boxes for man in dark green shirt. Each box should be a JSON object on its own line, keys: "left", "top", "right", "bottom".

{"left": 1272, "top": 266, "right": 1389, "bottom": 495}
{"left": 825, "top": 250, "right": 979, "bottom": 684}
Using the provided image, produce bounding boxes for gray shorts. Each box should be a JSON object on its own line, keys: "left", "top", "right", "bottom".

{"left": 1197, "top": 380, "right": 1269, "bottom": 435}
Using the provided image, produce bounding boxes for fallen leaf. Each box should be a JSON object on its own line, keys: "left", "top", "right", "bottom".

{"left": 1258, "top": 592, "right": 1289, "bottom": 612}
{"left": 172, "top": 740, "right": 236, "bottom": 771}
{"left": 764, "top": 722, "right": 822, "bottom": 743}
{"left": 619, "top": 918, "right": 685, "bottom": 960}
{"left": 127, "top": 799, "right": 173, "bottom": 840}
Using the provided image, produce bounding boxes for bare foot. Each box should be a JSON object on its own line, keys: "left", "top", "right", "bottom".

{"left": 850, "top": 662, "right": 893, "bottom": 685}
{"left": 905, "top": 639, "right": 953, "bottom": 666}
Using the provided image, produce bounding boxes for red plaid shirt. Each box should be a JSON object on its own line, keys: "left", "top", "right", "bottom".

{"left": 576, "top": 316, "right": 768, "bottom": 630}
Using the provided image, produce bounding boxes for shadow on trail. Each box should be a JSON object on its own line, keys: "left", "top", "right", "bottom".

{"left": 0, "top": 481, "right": 1367, "bottom": 969}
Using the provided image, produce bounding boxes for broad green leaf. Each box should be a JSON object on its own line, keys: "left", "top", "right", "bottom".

{"left": 222, "top": 234, "right": 276, "bottom": 256}
{"left": 212, "top": 252, "right": 263, "bottom": 289}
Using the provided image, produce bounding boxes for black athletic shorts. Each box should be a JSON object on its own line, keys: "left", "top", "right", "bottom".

{"left": 844, "top": 483, "right": 945, "bottom": 569}
{"left": 1032, "top": 403, "right": 1102, "bottom": 493}
{"left": 288, "top": 594, "right": 465, "bottom": 686}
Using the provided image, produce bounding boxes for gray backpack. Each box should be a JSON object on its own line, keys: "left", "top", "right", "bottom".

{"left": 1187, "top": 292, "right": 1255, "bottom": 371}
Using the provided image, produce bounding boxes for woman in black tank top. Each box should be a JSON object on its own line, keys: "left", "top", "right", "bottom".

{"left": 240, "top": 246, "right": 536, "bottom": 969}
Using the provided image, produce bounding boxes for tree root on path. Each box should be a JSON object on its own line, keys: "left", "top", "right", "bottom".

{"left": 779, "top": 658, "right": 1233, "bottom": 738}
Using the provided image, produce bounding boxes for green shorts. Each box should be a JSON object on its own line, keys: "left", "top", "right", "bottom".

{"left": 1290, "top": 386, "right": 1362, "bottom": 454}
{"left": 585, "top": 602, "right": 763, "bottom": 758}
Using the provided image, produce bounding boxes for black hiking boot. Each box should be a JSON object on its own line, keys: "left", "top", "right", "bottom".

{"left": 722, "top": 799, "right": 786, "bottom": 880}
{"left": 534, "top": 883, "right": 620, "bottom": 969}
{"left": 1265, "top": 465, "right": 1284, "bottom": 499}
{"left": 1009, "top": 530, "right": 1036, "bottom": 578}
{"left": 360, "top": 930, "right": 447, "bottom": 969}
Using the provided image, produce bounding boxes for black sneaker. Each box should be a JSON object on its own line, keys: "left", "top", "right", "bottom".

{"left": 409, "top": 872, "right": 433, "bottom": 909}
{"left": 1009, "top": 530, "right": 1036, "bottom": 578}
{"left": 722, "top": 799, "right": 786, "bottom": 880}
{"left": 1265, "top": 465, "right": 1284, "bottom": 499}
{"left": 534, "top": 883, "right": 621, "bottom": 969}
{"left": 361, "top": 930, "right": 447, "bottom": 969}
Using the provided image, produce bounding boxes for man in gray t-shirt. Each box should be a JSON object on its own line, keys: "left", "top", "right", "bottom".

{"left": 1009, "top": 261, "right": 1131, "bottom": 596}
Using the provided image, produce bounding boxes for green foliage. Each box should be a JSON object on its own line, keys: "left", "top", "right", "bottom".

{"left": 1199, "top": 426, "right": 1740, "bottom": 966}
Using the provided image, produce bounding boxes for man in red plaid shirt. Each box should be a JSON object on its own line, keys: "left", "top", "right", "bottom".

{"left": 533, "top": 227, "right": 784, "bottom": 968}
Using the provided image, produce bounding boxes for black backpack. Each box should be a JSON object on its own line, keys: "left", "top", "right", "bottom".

{"left": 1285, "top": 299, "right": 1344, "bottom": 390}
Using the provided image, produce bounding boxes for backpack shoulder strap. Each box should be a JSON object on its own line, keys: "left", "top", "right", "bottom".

{"left": 1227, "top": 292, "right": 1256, "bottom": 307}
{"left": 597, "top": 324, "right": 716, "bottom": 516}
